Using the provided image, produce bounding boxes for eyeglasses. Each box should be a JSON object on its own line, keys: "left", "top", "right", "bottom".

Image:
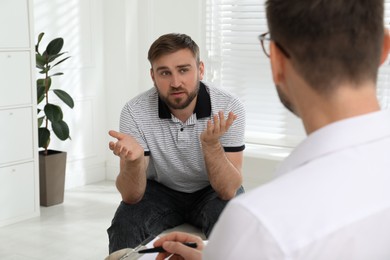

{"left": 258, "top": 32, "right": 291, "bottom": 59}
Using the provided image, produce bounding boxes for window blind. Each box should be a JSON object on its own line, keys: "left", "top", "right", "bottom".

{"left": 379, "top": 0, "right": 390, "bottom": 109}
{"left": 204, "top": 0, "right": 390, "bottom": 149}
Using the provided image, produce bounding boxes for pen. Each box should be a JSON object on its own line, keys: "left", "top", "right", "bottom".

{"left": 138, "top": 242, "right": 197, "bottom": 254}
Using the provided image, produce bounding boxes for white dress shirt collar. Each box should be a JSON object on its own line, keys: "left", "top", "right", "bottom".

{"left": 275, "top": 109, "right": 390, "bottom": 176}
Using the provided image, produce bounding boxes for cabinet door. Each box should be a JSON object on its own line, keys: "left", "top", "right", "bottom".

{"left": 0, "top": 0, "right": 30, "bottom": 48}
{"left": 0, "top": 162, "right": 35, "bottom": 220}
{"left": 0, "top": 108, "right": 33, "bottom": 165}
{"left": 0, "top": 52, "right": 32, "bottom": 107}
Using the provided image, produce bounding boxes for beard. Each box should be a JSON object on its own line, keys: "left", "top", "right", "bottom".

{"left": 275, "top": 84, "right": 298, "bottom": 117}
{"left": 156, "top": 81, "right": 200, "bottom": 110}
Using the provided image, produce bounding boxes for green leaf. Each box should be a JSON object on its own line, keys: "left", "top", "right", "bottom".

{"left": 46, "top": 38, "right": 64, "bottom": 56}
{"left": 38, "top": 127, "right": 50, "bottom": 149}
{"left": 37, "top": 77, "right": 51, "bottom": 89}
{"left": 52, "top": 89, "right": 74, "bottom": 108}
{"left": 52, "top": 120, "right": 70, "bottom": 141}
{"left": 44, "top": 103, "right": 63, "bottom": 122}
{"left": 36, "top": 78, "right": 49, "bottom": 104}
{"left": 37, "top": 85, "right": 45, "bottom": 104}
{"left": 37, "top": 78, "right": 45, "bottom": 88}
{"left": 47, "top": 52, "right": 66, "bottom": 63}
{"left": 50, "top": 72, "right": 64, "bottom": 77}
{"left": 52, "top": 56, "right": 71, "bottom": 68}
{"left": 36, "top": 63, "right": 45, "bottom": 70}
{"left": 39, "top": 67, "right": 49, "bottom": 74}
{"left": 35, "top": 32, "right": 44, "bottom": 54}
{"left": 37, "top": 32, "right": 44, "bottom": 46}
{"left": 38, "top": 116, "right": 45, "bottom": 127}
{"left": 36, "top": 53, "right": 46, "bottom": 68}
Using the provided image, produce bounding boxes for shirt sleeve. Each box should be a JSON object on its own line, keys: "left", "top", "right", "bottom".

{"left": 203, "top": 199, "right": 284, "bottom": 260}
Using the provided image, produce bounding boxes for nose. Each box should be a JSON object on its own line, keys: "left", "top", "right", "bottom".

{"left": 170, "top": 72, "right": 182, "bottom": 88}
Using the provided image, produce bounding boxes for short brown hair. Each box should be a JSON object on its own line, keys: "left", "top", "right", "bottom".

{"left": 147, "top": 33, "right": 200, "bottom": 66}
{"left": 266, "top": 0, "right": 384, "bottom": 93}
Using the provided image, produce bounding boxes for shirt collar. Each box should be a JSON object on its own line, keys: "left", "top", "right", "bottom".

{"left": 274, "top": 109, "right": 390, "bottom": 176}
{"left": 158, "top": 81, "right": 211, "bottom": 119}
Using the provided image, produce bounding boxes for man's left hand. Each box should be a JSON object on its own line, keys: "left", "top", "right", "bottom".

{"left": 200, "top": 111, "right": 237, "bottom": 145}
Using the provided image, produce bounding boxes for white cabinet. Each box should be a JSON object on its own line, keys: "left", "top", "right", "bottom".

{"left": 0, "top": 0, "right": 30, "bottom": 48}
{"left": 0, "top": 163, "right": 35, "bottom": 221}
{"left": 0, "top": 108, "right": 34, "bottom": 165}
{"left": 0, "top": 0, "right": 40, "bottom": 227}
{"left": 0, "top": 52, "right": 32, "bottom": 107}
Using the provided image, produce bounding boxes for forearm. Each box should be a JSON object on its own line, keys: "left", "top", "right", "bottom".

{"left": 116, "top": 157, "right": 148, "bottom": 204}
{"left": 202, "top": 140, "right": 242, "bottom": 200}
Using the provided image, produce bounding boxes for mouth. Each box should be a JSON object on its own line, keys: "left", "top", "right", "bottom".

{"left": 170, "top": 92, "right": 185, "bottom": 97}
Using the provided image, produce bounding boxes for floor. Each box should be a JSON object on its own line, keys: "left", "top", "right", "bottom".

{"left": 0, "top": 181, "right": 205, "bottom": 260}
{"left": 0, "top": 181, "right": 121, "bottom": 260}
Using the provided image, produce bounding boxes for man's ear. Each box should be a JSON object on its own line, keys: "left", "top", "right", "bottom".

{"left": 270, "top": 41, "right": 286, "bottom": 86}
{"left": 150, "top": 68, "right": 155, "bottom": 82}
{"left": 380, "top": 28, "right": 390, "bottom": 65}
{"left": 199, "top": 61, "right": 205, "bottom": 80}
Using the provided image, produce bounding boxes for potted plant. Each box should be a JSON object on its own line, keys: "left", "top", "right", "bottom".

{"left": 35, "top": 32, "right": 73, "bottom": 206}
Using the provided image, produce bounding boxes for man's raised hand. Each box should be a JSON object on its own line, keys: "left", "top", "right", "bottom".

{"left": 108, "top": 130, "right": 144, "bottom": 162}
{"left": 200, "top": 111, "right": 237, "bottom": 145}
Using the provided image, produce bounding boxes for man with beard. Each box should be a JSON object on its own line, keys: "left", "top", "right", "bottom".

{"left": 107, "top": 33, "right": 246, "bottom": 253}
{"left": 152, "top": 0, "right": 390, "bottom": 259}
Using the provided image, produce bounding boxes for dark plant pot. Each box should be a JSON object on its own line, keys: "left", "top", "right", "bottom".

{"left": 39, "top": 149, "right": 67, "bottom": 207}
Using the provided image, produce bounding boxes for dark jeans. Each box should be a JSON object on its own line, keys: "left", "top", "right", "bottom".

{"left": 107, "top": 180, "right": 244, "bottom": 253}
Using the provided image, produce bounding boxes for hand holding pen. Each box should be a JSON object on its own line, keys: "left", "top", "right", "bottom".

{"left": 153, "top": 232, "right": 204, "bottom": 260}
{"left": 138, "top": 242, "right": 197, "bottom": 254}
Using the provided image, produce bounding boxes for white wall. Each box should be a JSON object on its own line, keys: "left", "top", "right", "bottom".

{"left": 104, "top": 0, "right": 140, "bottom": 181}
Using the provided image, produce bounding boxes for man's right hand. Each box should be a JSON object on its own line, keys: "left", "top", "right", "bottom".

{"left": 108, "top": 130, "right": 144, "bottom": 162}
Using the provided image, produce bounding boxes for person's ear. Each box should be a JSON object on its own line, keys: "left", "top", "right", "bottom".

{"left": 198, "top": 61, "right": 205, "bottom": 80}
{"left": 270, "top": 41, "right": 286, "bottom": 86}
{"left": 150, "top": 68, "right": 155, "bottom": 82}
{"left": 380, "top": 28, "right": 390, "bottom": 65}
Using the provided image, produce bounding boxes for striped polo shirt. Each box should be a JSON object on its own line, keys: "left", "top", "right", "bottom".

{"left": 119, "top": 81, "right": 246, "bottom": 193}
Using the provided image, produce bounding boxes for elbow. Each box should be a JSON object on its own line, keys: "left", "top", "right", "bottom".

{"left": 120, "top": 186, "right": 145, "bottom": 204}
{"left": 116, "top": 182, "right": 145, "bottom": 204}
{"left": 216, "top": 179, "right": 243, "bottom": 201}
{"left": 116, "top": 176, "right": 146, "bottom": 204}
{"left": 219, "top": 193, "right": 235, "bottom": 201}
{"left": 218, "top": 189, "right": 238, "bottom": 201}
{"left": 122, "top": 193, "right": 143, "bottom": 204}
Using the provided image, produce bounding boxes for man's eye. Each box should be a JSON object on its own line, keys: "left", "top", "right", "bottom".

{"left": 160, "top": 71, "right": 171, "bottom": 76}
{"left": 179, "top": 68, "right": 189, "bottom": 73}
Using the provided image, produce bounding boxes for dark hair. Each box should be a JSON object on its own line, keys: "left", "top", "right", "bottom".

{"left": 147, "top": 33, "right": 200, "bottom": 66}
{"left": 266, "top": 0, "right": 384, "bottom": 93}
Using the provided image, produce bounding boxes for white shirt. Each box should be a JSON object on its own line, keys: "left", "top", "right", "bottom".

{"left": 204, "top": 109, "right": 390, "bottom": 260}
